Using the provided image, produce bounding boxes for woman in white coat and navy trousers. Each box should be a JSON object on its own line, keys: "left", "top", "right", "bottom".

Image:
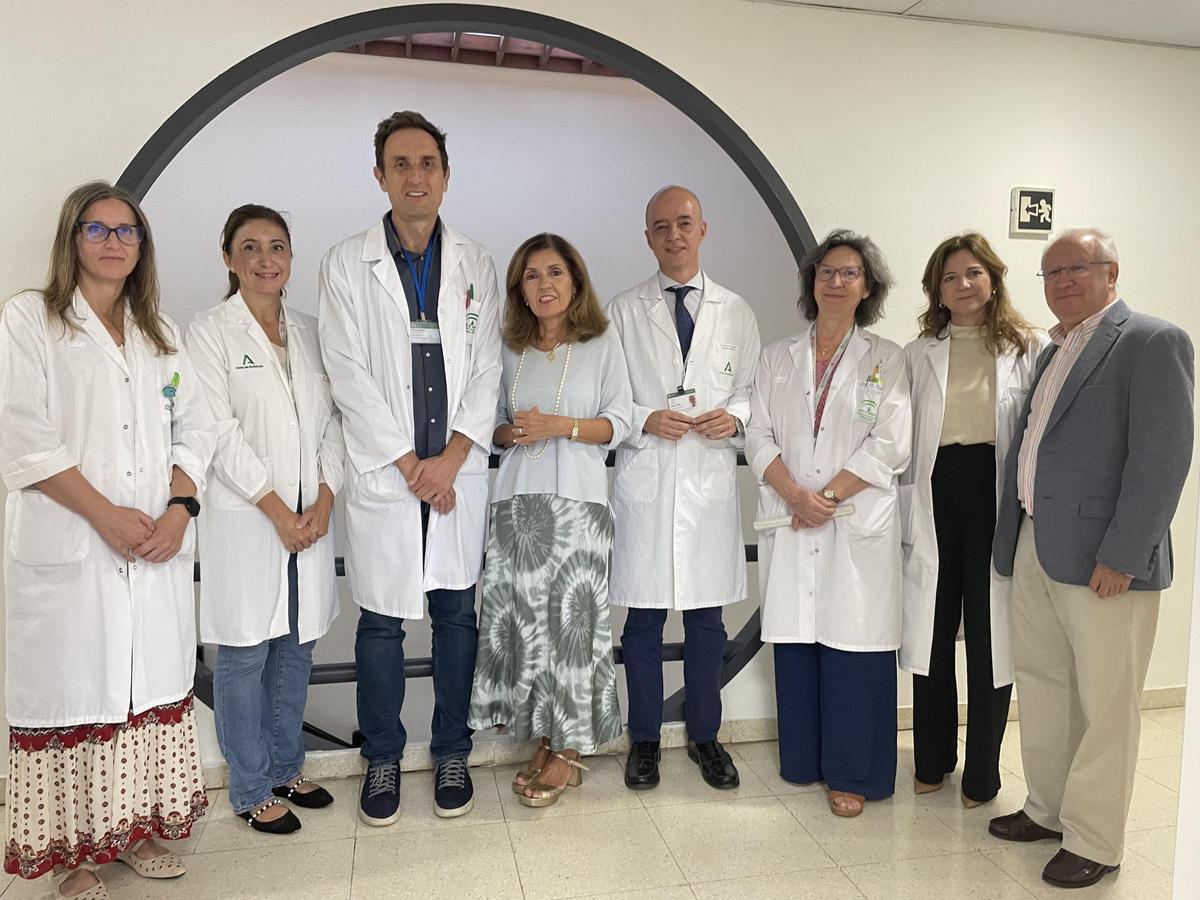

{"left": 899, "top": 232, "right": 1046, "bottom": 806}
{"left": 187, "top": 205, "right": 345, "bottom": 833}
{"left": 747, "top": 229, "right": 911, "bottom": 818}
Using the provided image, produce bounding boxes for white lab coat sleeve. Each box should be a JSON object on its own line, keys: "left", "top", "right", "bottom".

{"left": 608, "top": 302, "right": 654, "bottom": 451}
{"left": 317, "top": 408, "right": 346, "bottom": 495}
{"left": 597, "top": 331, "right": 634, "bottom": 451}
{"left": 0, "top": 295, "right": 77, "bottom": 490}
{"left": 896, "top": 340, "right": 920, "bottom": 488}
{"left": 168, "top": 330, "right": 216, "bottom": 493}
{"left": 450, "top": 254, "right": 503, "bottom": 451}
{"left": 317, "top": 247, "right": 412, "bottom": 473}
{"left": 745, "top": 345, "right": 784, "bottom": 482}
{"left": 727, "top": 309, "right": 761, "bottom": 450}
{"left": 491, "top": 352, "right": 511, "bottom": 456}
{"left": 185, "top": 318, "right": 268, "bottom": 500}
{"left": 843, "top": 342, "right": 912, "bottom": 489}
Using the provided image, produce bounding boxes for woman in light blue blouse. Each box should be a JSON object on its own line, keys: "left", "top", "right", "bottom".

{"left": 467, "top": 233, "right": 633, "bottom": 809}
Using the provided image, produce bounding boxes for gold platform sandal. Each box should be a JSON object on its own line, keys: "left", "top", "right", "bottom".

{"left": 512, "top": 738, "right": 553, "bottom": 795}
{"left": 518, "top": 752, "right": 588, "bottom": 808}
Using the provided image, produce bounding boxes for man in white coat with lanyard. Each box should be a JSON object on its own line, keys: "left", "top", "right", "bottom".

{"left": 318, "top": 111, "right": 502, "bottom": 826}
{"left": 608, "top": 186, "right": 760, "bottom": 790}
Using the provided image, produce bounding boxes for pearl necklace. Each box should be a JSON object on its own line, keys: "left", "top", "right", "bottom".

{"left": 510, "top": 342, "right": 572, "bottom": 460}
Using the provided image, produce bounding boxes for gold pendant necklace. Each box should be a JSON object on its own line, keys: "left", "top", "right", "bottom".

{"left": 545, "top": 341, "right": 563, "bottom": 362}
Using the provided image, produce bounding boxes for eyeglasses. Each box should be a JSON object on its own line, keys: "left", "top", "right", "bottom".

{"left": 77, "top": 221, "right": 145, "bottom": 245}
{"left": 815, "top": 265, "right": 863, "bottom": 283}
{"left": 1036, "top": 261, "right": 1112, "bottom": 281}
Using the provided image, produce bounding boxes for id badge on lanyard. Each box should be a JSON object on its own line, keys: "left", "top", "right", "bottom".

{"left": 403, "top": 232, "right": 440, "bottom": 341}
{"left": 812, "top": 327, "right": 854, "bottom": 438}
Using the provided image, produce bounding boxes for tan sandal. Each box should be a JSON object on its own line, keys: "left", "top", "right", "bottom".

{"left": 116, "top": 838, "right": 186, "bottom": 879}
{"left": 512, "top": 739, "right": 553, "bottom": 794}
{"left": 51, "top": 866, "right": 109, "bottom": 899}
{"left": 519, "top": 752, "right": 588, "bottom": 808}
{"left": 828, "top": 789, "right": 865, "bottom": 817}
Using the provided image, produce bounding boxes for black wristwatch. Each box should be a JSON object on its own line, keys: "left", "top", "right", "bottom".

{"left": 168, "top": 496, "right": 201, "bottom": 518}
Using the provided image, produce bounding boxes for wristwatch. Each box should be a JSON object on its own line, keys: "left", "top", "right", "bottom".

{"left": 822, "top": 488, "right": 839, "bottom": 503}
{"left": 569, "top": 419, "right": 580, "bottom": 441}
{"left": 168, "top": 496, "right": 201, "bottom": 518}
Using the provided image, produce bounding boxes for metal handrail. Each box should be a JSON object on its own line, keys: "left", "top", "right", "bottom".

{"left": 193, "top": 450, "right": 762, "bottom": 749}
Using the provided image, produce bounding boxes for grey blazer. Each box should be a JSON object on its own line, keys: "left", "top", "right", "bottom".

{"left": 993, "top": 299, "right": 1194, "bottom": 589}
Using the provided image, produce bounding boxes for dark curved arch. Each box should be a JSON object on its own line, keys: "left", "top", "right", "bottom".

{"left": 117, "top": 3, "right": 815, "bottom": 261}
{"left": 137, "top": 4, "right": 814, "bottom": 742}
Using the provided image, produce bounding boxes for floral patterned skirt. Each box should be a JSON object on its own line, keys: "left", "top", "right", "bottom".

{"left": 4, "top": 694, "right": 208, "bottom": 880}
{"left": 468, "top": 494, "right": 621, "bottom": 754}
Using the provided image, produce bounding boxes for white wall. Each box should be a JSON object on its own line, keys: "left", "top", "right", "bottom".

{"left": 2, "top": 1, "right": 1197, "bottom": 775}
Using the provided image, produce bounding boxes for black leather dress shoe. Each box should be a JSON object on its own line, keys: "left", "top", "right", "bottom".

{"left": 1041, "top": 849, "right": 1120, "bottom": 888}
{"left": 625, "top": 740, "right": 661, "bottom": 790}
{"left": 987, "top": 810, "right": 1063, "bottom": 843}
{"left": 687, "top": 740, "right": 740, "bottom": 790}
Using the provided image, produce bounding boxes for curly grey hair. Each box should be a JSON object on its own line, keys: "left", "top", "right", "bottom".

{"left": 797, "top": 228, "right": 893, "bottom": 326}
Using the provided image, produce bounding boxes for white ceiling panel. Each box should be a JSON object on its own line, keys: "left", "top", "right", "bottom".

{"left": 907, "top": 0, "right": 1200, "bottom": 48}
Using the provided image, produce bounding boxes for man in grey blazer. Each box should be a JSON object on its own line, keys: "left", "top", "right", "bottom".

{"left": 987, "top": 228, "right": 1194, "bottom": 888}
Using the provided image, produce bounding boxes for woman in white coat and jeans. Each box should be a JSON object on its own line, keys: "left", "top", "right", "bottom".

{"left": 188, "top": 205, "right": 345, "bottom": 833}
{"left": 747, "top": 229, "right": 911, "bottom": 819}
{"left": 899, "top": 232, "right": 1045, "bottom": 806}
{"left": 1, "top": 182, "right": 213, "bottom": 898}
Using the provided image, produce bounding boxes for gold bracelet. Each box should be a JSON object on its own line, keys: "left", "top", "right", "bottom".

{"left": 569, "top": 419, "right": 580, "bottom": 441}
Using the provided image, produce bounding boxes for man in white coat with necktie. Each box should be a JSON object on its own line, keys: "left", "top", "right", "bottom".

{"left": 608, "top": 186, "right": 761, "bottom": 790}
{"left": 318, "top": 111, "right": 502, "bottom": 826}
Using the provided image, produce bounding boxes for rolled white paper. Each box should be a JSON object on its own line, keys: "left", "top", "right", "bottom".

{"left": 752, "top": 504, "right": 855, "bottom": 532}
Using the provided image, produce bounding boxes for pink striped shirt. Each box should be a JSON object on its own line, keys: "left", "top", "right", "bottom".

{"left": 1017, "top": 302, "right": 1116, "bottom": 514}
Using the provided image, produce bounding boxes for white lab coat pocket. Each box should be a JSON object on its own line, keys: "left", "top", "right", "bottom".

{"left": 699, "top": 448, "right": 735, "bottom": 500}
{"left": 9, "top": 490, "right": 90, "bottom": 566}
{"left": 352, "top": 463, "right": 409, "bottom": 502}
{"left": 897, "top": 483, "right": 915, "bottom": 547}
{"left": 711, "top": 342, "right": 738, "bottom": 381}
{"left": 844, "top": 485, "right": 896, "bottom": 539}
{"left": 613, "top": 447, "right": 658, "bottom": 504}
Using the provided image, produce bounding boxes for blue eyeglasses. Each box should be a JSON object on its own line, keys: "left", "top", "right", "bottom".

{"left": 77, "top": 221, "right": 145, "bottom": 245}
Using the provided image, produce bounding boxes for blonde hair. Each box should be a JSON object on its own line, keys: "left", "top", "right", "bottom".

{"left": 502, "top": 233, "right": 608, "bottom": 351}
{"left": 42, "top": 180, "right": 175, "bottom": 355}
{"left": 918, "top": 231, "right": 1036, "bottom": 356}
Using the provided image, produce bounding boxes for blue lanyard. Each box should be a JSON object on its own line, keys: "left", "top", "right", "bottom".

{"left": 400, "top": 231, "right": 439, "bottom": 320}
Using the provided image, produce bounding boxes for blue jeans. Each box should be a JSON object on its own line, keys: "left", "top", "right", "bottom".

{"left": 214, "top": 553, "right": 316, "bottom": 814}
{"left": 355, "top": 587, "right": 478, "bottom": 764}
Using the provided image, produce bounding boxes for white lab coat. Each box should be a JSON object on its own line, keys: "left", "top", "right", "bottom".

{"left": 0, "top": 290, "right": 214, "bottom": 728}
{"left": 187, "top": 294, "right": 346, "bottom": 646}
{"left": 746, "top": 325, "right": 911, "bottom": 649}
{"left": 317, "top": 220, "right": 502, "bottom": 619}
{"left": 607, "top": 273, "right": 761, "bottom": 610}
{"left": 898, "top": 329, "right": 1049, "bottom": 686}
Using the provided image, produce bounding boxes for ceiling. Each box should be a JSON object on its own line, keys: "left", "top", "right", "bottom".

{"left": 754, "top": 0, "right": 1200, "bottom": 49}
{"left": 341, "top": 32, "right": 623, "bottom": 77}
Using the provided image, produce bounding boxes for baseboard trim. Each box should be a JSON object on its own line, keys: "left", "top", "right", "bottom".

{"left": 0, "top": 686, "right": 1185, "bottom": 797}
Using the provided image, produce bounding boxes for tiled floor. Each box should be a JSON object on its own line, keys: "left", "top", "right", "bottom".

{"left": 0, "top": 710, "right": 1185, "bottom": 899}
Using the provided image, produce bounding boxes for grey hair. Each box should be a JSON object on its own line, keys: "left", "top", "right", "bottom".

{"left": 797, "top": 228, "right": 893, "bottom": 326}
{"left": 1043, "top": 227, "right": 1119, "bottom": 265}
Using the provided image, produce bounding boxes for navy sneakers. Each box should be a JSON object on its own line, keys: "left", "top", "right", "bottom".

{"left": 433, "top": 757, "right": 474, "bottom": 818}
{"left": 359, "top": 760, "right": 401, "bottom": 826}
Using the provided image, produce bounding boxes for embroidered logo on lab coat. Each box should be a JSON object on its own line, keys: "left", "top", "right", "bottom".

{"left": 236, "top": 354, "right": 263, "bottom": 370}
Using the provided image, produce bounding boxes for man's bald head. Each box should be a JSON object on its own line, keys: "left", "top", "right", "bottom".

{"left": 645, "top": 185, "right": 703, "bottom": 227}
{"left": 644, "top": 185, "right": 707, "bottom": 282}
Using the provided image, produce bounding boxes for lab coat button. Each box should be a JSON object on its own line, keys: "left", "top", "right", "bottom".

{"left": 123, "top": 424, "right": 129, "bottom": 430}
{"left": 289, "top": 479, "right": 297, "bottom": 487}
{"left": 126, "top": 471, "right": 132, "bottom": 477}
{"left": 289, "top": 422, "right": 297, "bottom": 430}
{"left": 430, "top": 418, "right": 437, "bottom": 424}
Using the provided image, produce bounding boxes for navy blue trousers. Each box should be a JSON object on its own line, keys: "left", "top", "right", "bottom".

{"left": 774, "top": 642, "right": 897, "bottom": 799}
{"left": 621, "top": 606, "right": 725, "bottom": 743}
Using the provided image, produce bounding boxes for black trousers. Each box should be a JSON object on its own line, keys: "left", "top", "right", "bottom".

{"left": 912, "top": 442, "right": 1012, "bottom": 802}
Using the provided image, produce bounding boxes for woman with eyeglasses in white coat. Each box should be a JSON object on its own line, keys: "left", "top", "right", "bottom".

{"left": 1, "top": 181, "right": 214, "bottom": 898}
{"left": 187, "top": 204, "right": 345, "bottom": 835}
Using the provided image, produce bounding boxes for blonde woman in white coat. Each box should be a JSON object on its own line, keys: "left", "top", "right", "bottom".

{"left": 187, "top": 205, "right": 345, "bottom": 834}
{"left": 1, "top": 182, "right": 213, "bottom": 898}
{"left": 900, "top": 232, "right": 1046, "bottom": 807}
{"left": 747, "top": 229, "right": 911, "bottom": 819}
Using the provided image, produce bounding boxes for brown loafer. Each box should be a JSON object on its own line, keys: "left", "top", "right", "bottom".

{"left": 1041, "top": 849, "right": 1119, "bottom": 888}
{"left": 987, "top": 809, "right": 1063, "bottom": 842}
